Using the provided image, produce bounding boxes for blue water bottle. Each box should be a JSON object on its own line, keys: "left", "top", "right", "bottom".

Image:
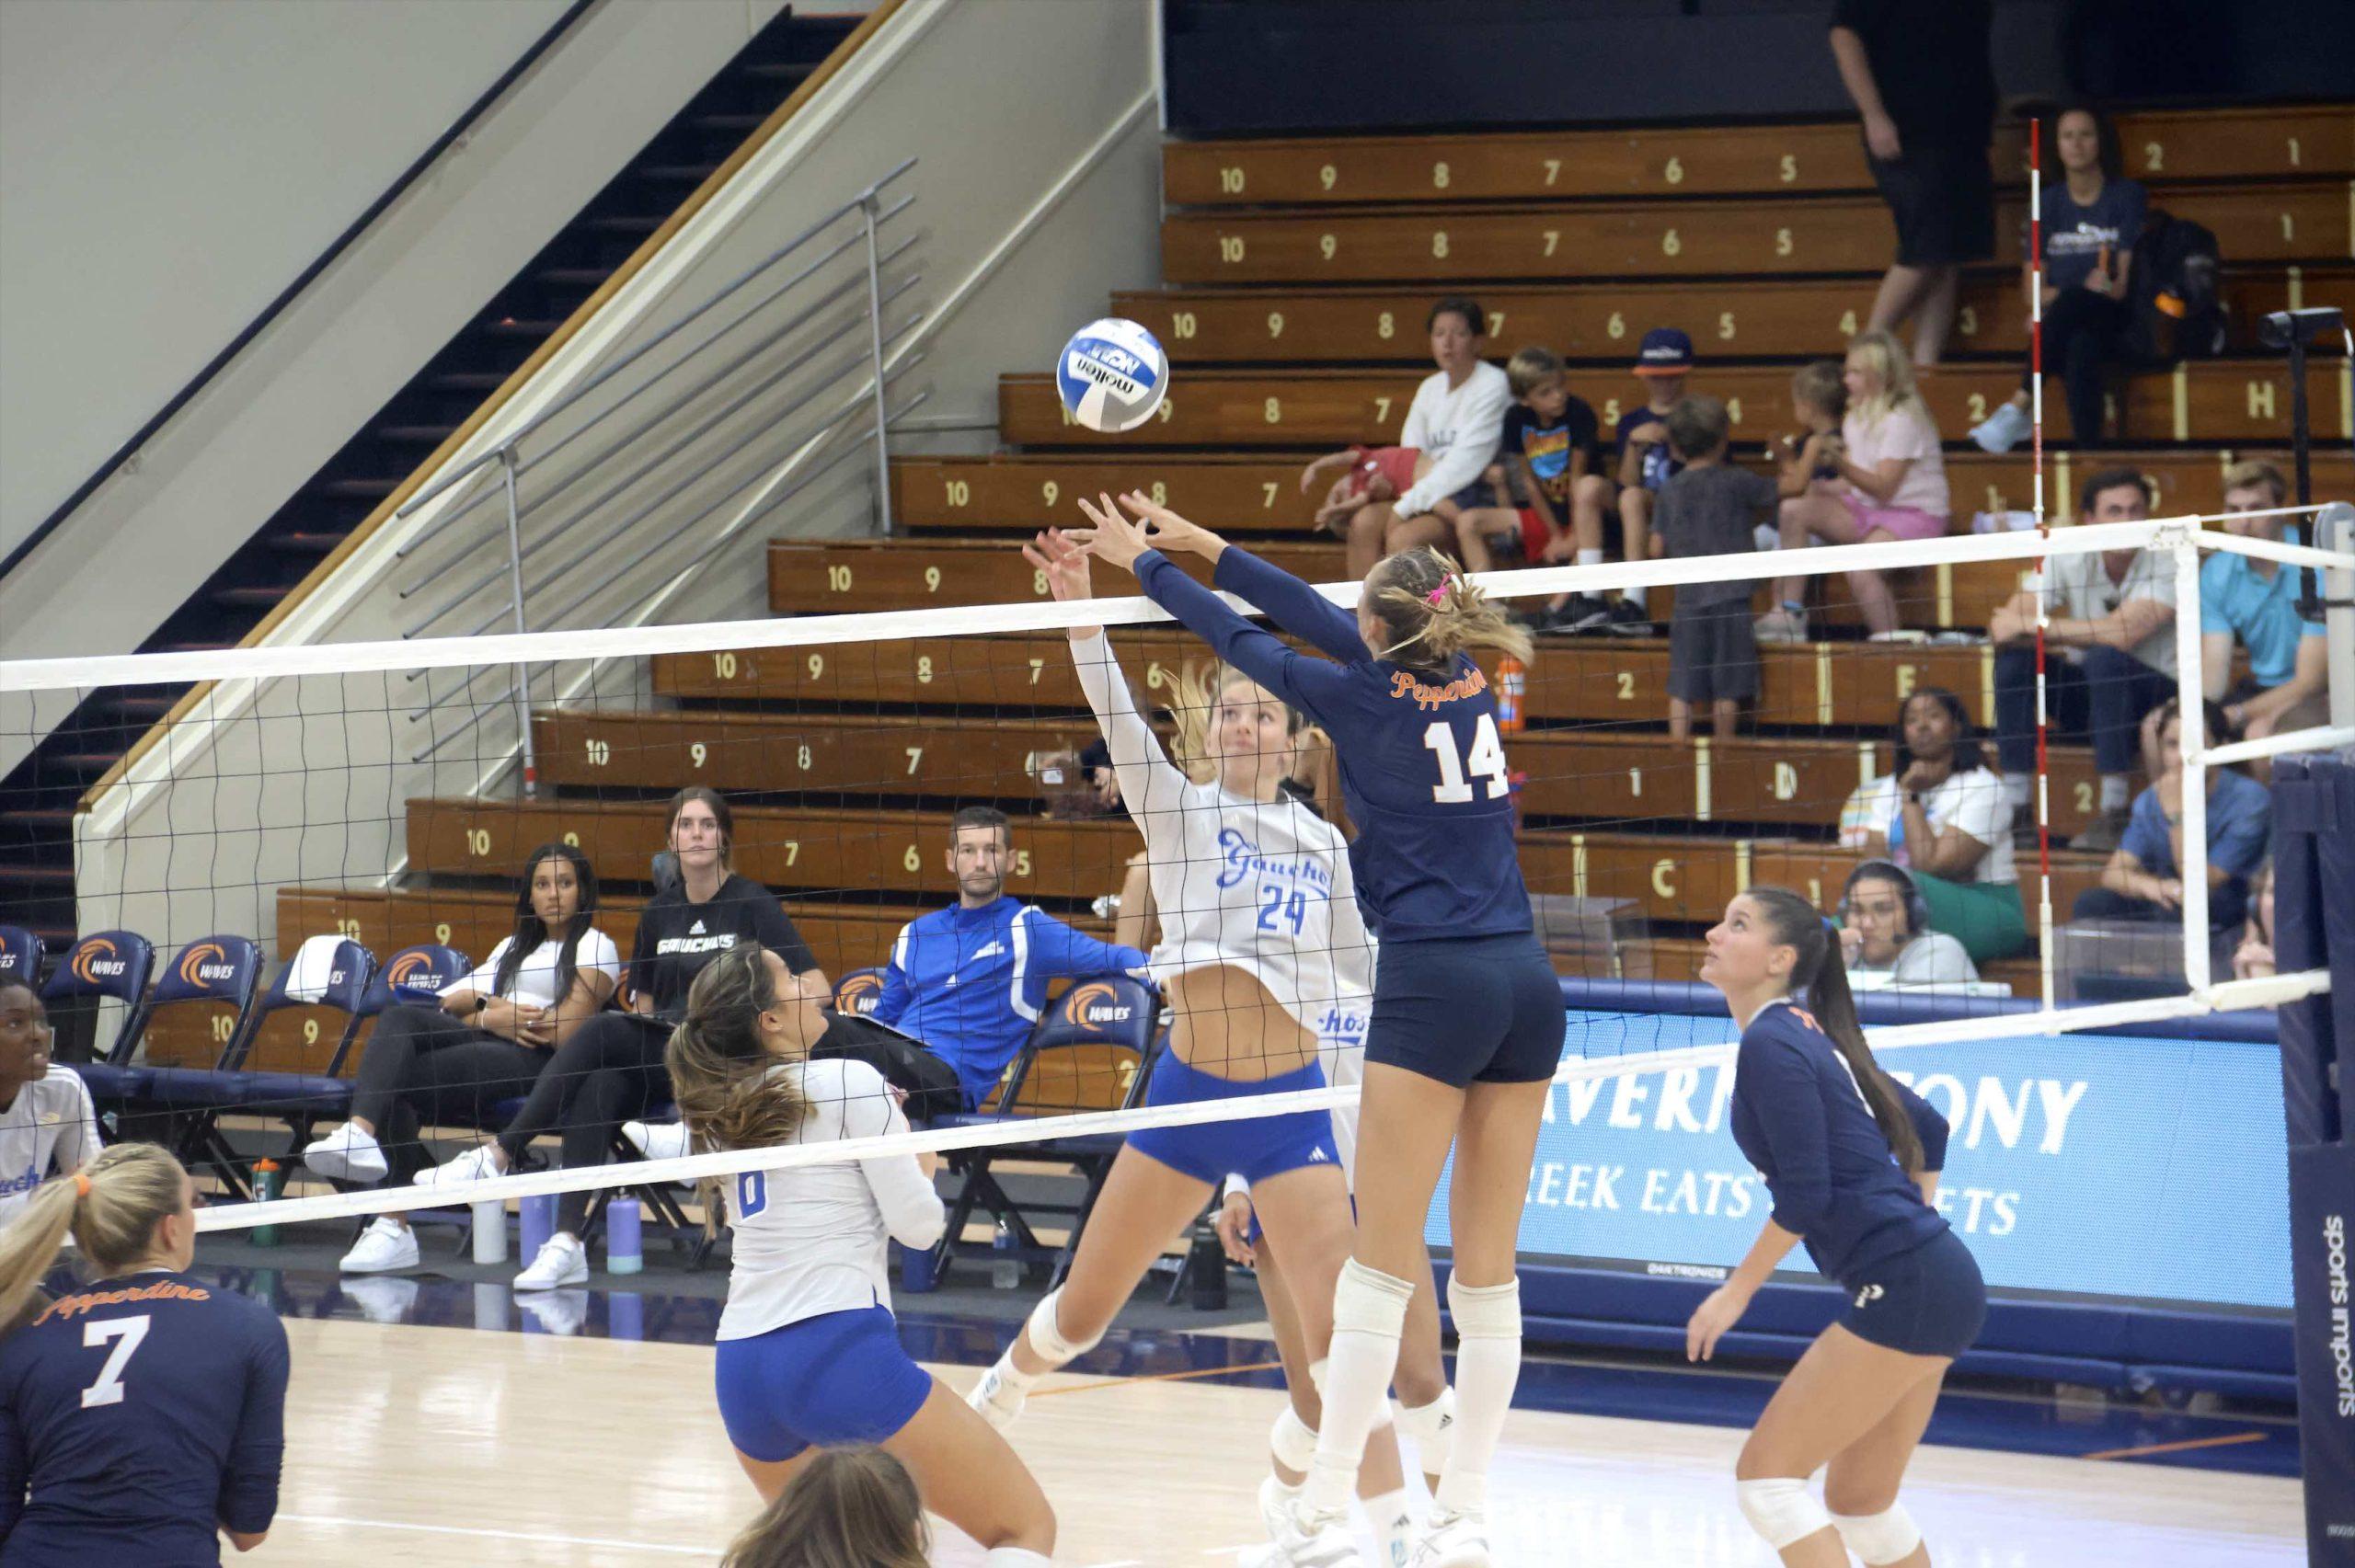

{"left": 605, "top": 1197, "right": 643, "bottom": 1276}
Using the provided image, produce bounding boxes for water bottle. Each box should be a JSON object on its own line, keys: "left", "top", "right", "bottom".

{"left": 471, "top": 1199, "right": 508, "bottom": 1265}
{"left": 897, "top": 1240, "right": 938, "bottom": 1295}
{"left": 1187, "top": 1223, "right": 1228, "bottom": 1311}
{"left": 991, "top": 1219, "right": 1021, "bottom": 1289}
{"left": 1497, "top": 657, "right": 1527, "bottom": 734}
{"left": 249, "top": 1160, "right": 281, "bottom": 1248}
{"left": 520, "top": 1194, "right": 557, "bottom": 1261}
{"left": 605, "top": 1197, "right": 643, "bottom": 1276}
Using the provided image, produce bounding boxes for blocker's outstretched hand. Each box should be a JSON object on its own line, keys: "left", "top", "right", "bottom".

{"left": 1023, "top": 528, "right": 1101, "bottom": 645}
{"left": 1071, "top": 491, "right": 1229, "bottom": 574}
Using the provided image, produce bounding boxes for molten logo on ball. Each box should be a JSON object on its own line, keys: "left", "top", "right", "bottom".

{"left": 1054, "top": 317, "right": 1168, "bottom": 433}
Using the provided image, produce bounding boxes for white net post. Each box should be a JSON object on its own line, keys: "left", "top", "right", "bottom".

{"left": 2168, "top": 527, "right": 2212, "bottom": 995}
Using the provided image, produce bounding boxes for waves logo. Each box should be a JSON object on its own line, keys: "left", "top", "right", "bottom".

{"left": 177, "top": 942, "right": 239, "bottom": 988}
{"left": 71, "top": 937, "right": 129, "bottom": 985}
{"left": 1063, "top": 980, "right": 1132, "bottom": 1029}
{"left": 837, "top": 971, "right": 885, "bottom": 1016}
{"left": 385, "top": 951, "right": 448, "bottom": 991}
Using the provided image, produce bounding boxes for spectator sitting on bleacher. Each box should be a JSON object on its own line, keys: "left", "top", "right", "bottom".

{"left": 1970, "top": 105, "right": 2146, "bottom": 452}
{"left": 872, "top": 806, "right": 1150, "bottom": 1111}
{"left": 1446, "top": 347, "right": 1603, "bottom": 624}
{"left": 1336, "top": 296, "right": 1510, "bottom": 580}
{"left": 1829, "top": 0, "right": 1997, "bottom": 367}
{"left": 1986, "top": 466, "right": 2173, "bottom": 853}
{"left": 1301, "top": 443, "right": 1427, "bottom": 537}
{"left": 411, "top": 786, "right": 828, "bottom": 1290}
{"left": 304, "top": 841, "right": 620, "bottom": 1275}
{"left": 1649, "top": 395, "right": 1776, "bottom": 745}
{"left": 1842, "top": 686, "right": 2027, "bottom": 962}
{"left": 0, "top": 981, "right": 99, "bottom": 1230}
{"left": 1596, "top": 326, "right": 1697, "bottom": 635}
{"left": 1774, "top": 361, "right": 1849, "bottom": 526}
{"left": 2074, "top": 698, "right": 2270, "bottom": 933}
{"left": 2205, "top": 461, "right": 2331, "bottom": 761}
{"left": 1758, "top": 330, "right": 1949, "bottom": 643}
{"left": 1838, "top": 861, "right": 1980, "bottom": 989}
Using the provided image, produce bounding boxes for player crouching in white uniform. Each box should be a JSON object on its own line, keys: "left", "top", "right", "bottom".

{"left": 665, "top": 941, "right": 1055, "bottom": 1565}
{"left": 0, "top": 982, "right": 99, "bottom": 1231}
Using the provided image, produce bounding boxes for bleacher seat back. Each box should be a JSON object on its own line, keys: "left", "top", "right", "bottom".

{"left": 0, "top": 926, "right": 40, "bottom": 990}
{"left": 359, "top": 944, "right": 473, "bottom": 1015}
{"left": 999, "top": 976, "right": 1159, "bottom": 1117}
{"left": 833, "top": 967, "right": 888, "bottom": 1017}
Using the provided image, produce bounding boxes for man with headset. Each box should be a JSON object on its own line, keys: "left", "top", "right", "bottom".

{"left": 1839, "top": 861, "right": 1981, "bottom": 988}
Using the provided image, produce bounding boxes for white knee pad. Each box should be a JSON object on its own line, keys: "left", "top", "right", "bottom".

{"left": 1332, "top": 1259, "right": 1414, "bottom": 1337}
{"left": 1446, "top": 1275, "right": 1522, "bottom": 1340}
{"left": 1024, "top": 1288, "right": 1103, "bottom": 1366}
{"left": 1832, "top": 1504, "right": 1922, "bottom": 1564}
{"left": 1737, "top": 1478, "right": 1832, "bottom": 1551}
{"left": 1269, "top": 1403, "right": 1319, "bottom": 1471}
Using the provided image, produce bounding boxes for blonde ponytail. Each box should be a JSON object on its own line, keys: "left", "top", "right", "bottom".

{"left": 664, "top": 943, "right": 809, "bottom": 1231}
{"left": 1366, "top": 546, "right": 1534, "bottom": 670}
{"left": 0, "top": 1144, "right": 189, "bottom": 1329}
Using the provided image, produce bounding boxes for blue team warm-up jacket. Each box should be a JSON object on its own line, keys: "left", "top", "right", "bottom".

{"left": 871, "top": 894, "right": 1150, "bottom": 1108}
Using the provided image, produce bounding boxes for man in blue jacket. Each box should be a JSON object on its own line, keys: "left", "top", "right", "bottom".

{"left": 874, "top": 806, "right": 1151, "bottom": 1109}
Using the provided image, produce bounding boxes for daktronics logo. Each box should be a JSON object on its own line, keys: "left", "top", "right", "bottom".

{"left": 1064, "top": 981, "right": 1132, "bottom": 1027}
{"left": 71, "top": 938, "right": 128, "bottom": 983}
{"left": 838, "top": 972, "right": 884, "bottom": 1015}
{"left": 177, "top": 942, "right": 238, "bottom": 987}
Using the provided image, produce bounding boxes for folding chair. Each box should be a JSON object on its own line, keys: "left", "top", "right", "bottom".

{"left": 124, "top": 936, "right": 267, "bottom": 1196}
{"left": 359, "top": 944, "right": 473, "bottom": 1014}
{"left": 0, "top": 926, "right": 40, "bottom": 990}
{"left": 40, "top": 930, "right": 157, "bottom": 1106}
{"left": 924, "top": 975, "right": 1161, "bottom": 1290}
{"left": 143, "top": 936, "right": 380, "bottom": 1189}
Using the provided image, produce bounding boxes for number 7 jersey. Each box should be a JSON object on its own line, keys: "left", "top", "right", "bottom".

{"left": 1133, "top": 545, "right": 1534, "bottom": 943}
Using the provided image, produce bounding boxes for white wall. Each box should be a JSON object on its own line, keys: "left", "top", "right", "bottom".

{"left": 0, "top": 0, "right": 791, "bottom": 777}
{"left": 0, "top": 0, "right": 578, "bottom": 560}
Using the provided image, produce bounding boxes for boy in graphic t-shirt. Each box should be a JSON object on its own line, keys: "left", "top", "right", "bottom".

{"left": 1450, "top": 347, "right": 1599, "bottom": 576}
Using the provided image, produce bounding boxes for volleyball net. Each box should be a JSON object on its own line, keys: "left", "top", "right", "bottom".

{"left": 1, "top": 504, "right": 2347, "bottom": 1241}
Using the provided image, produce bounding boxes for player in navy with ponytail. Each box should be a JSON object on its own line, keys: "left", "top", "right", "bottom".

{"left": 1074, "top": 491, "right": 1562, "bottom": 1568}
{"left": 1688, "top": 886, "right": 1982, "bottom": 1568}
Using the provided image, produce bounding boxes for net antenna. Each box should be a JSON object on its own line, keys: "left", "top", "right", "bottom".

{"left": 2028, "top": 115, "right": 2055, "bottom": 1011}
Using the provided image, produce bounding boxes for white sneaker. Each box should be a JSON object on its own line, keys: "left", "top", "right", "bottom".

{"left": 338, "top": 1217, "right": 418, "bottom": 1274}
{"left": 966, "top": 1361, "right": 1028, "bottom": 1429}
{"left": 622, "top": 1120, "right": 691, "bottom": 1162}
{"left": 1408, "top": 1508, "right": 1490, "bottom": 1568}
{"left": 412, "top": 1143, "right": 506, "bottom": 1191}
{"left": 1970, "top": 399, "right": 2032, "bottom": 454}
{"left": 513, "top": 1232, "right": 589, "bottom": 1290}
{"left": 303, "top": 1122, "right": 387, "bottom": 1185}
{"left": 1753, "top": 606, "right": 1809, "bottom": 645}
{"left": 1257, "top": 1474, "right": 1304, "bottom": 1544}
{"left": 1246, "top": 1501, "right": 1362, "bottom": 1568}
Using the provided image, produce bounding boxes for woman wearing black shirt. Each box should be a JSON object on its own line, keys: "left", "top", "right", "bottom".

{"left": 415, "top": 786, "right": 825, "bottom": 1289}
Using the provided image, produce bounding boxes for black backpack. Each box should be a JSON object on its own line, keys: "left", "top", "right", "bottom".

{"left": 2123, "top": 209, "right": 2228, "bottom": 365}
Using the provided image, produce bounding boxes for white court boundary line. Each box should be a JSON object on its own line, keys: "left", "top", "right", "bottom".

{"left": 7, "top": 513, "right": 2346, "bottom": 693}
{"left": 272, "top": 1511, "right": 714, "bottom": 1556}
{"left": 194, "top": 967, "right": 2327, "bottom": 1235}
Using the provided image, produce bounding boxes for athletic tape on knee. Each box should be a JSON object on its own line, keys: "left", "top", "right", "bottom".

{"left": 1332, "top": 1259, "right": 1414, "bottom": 1338}
{"left": 1737, "top": 1478, "right": 1832, "bottom": 1550}
{"left": 1269, "top": 1404, "right": 1319, "bottom": 1472}
{"left": 1832, "top": 1505, "right": 1922, "bottom": 1564}
{"left": 1024, "top": 1288, "right": 1103, "bottom": 1366}
{"left": 1446, "top": 1276, "right": 1522, "bottom": 1340}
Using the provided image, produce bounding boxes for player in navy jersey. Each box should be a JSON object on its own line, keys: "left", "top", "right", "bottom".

{"left": 1686, "top": 886, "right": 1983, "bottom": 1568}
{"left": 0, "top": 1143, "right": 288, "bottom": 1566}
{"left": 1074, "top": 491, "right": 1563, "bottom": 1568}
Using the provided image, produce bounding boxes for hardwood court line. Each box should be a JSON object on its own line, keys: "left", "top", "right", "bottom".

{"left": 1030, "top": 1358, "right": 1288, "bottom": 1398}
{"left": 273, "top": 1512, "right": 711, "bottom": 1556}
{"left": 2076, "top": 1431, "right": 2273, "bottom": 1463}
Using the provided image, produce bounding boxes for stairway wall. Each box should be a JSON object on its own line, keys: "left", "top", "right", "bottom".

{"left": 0, "top": 0, "right": 789, "bottom": 773}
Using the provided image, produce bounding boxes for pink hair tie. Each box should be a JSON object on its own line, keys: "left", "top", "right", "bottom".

{"left": 1426, "top": 585, "right": 1450, "bottom": 607}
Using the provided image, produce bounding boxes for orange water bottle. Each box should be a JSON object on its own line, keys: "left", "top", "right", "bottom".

{"left": 1497, "top": 657, "right": 1527, "bottom": 733}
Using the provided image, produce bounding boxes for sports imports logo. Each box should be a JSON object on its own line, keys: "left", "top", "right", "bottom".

{"left": 1063, "top": 980, "right": 1132, "bottom": 1027}
{"left": 70, "top": 937, "right": 127, "bottom": 984}
{"left": 177, "top": 941, "right": 239, "bottom": 987}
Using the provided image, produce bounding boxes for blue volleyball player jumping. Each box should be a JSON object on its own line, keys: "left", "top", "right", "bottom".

{"left": 1687, "top": 886, "right": 1984, "bottom": 1568}
{"left": 1071, "top": 491, "right": 1565, "bottom": 1568}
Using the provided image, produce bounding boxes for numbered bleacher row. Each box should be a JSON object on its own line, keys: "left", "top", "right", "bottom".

{"left": 1160, "top": 107, "right": 2351, "bottom": 205}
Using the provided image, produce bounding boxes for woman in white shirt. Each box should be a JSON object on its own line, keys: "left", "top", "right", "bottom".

{"left": 1331, "top": 297, "right": 1511, "bottom": 579}
{"left": 0, "top": 982, "right": 98, "bottom": 1231}
{"left": 303, "top": 842, "right": 619, "bottom": 1271}
{"left": 1848, "top": 688, "right": 2028, "bottom": 964}
{"left": 671, "top": 942, "right": 1054, "bottom": 1568}
{"left": 1760, "top": 328, "right": 1950, "bottom": 642}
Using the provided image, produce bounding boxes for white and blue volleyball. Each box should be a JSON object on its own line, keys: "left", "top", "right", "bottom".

{"left": 1056, "top": 317, "right": 1169, "bottom": 432}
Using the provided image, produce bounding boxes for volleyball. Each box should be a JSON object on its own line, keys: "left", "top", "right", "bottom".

{"left": 1055, "top": 317, "right": 1168, "bottom": 432}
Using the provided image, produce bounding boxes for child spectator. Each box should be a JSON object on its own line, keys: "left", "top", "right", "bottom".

{"left": 1759, "top": 329, "right": 1949, "bottom": 642}
{"left": 1449, "top": 346, "right": 1599, "bottom": 588}
{"left": 1299, "top": 443, "right": 1426, "bottom": 535}
{"left": 1603, "top": 326, "right": 1696, "bottom": 634}
{"left": 2076, "top": 698, "right": 2270, "bottom": 933}
{"left": 1650, "top": 395, "right": 1777, "bottom": 744}
{"left": 1774, "top": 361, "right": 1850, "bottom": 529}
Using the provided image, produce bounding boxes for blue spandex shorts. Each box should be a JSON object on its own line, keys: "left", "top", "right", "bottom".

{"left": 714, "top": 1305, "right": 934, "bottom": 1462}
{"left": 1125, "top": 1054, "right": 1339, "bottom": 1187}
{"left": 1366, "top": 932, "right": 1566, "bottom": 1087}
{"left": 1838, "top": 1229, "right": 1988, "bottom": 1358}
